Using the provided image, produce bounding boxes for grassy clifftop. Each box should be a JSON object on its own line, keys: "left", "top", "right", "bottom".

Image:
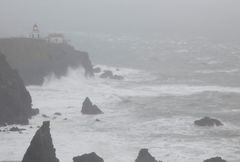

{"left": 0, "top": 38, "right": 93, "bottom": 85}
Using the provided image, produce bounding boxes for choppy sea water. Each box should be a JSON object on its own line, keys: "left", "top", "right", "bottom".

{"left": 0, "top": 65, "right": 240, "bottom": 162}
{"left": 1, "top": 34, "right": 240, "bottom": 162}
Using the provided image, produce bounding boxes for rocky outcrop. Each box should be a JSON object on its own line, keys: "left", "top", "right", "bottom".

{"left": 81, "top": 97, "right": 103, "bottom": 115}
{"left": 93, "top": 67, "right": 101, "bottom": 73}
{"left": 194, "top": 117, "right": 223, "bottom": 127}
{"left": 9, "top": 127, "right": 26, "bottom": 132}
{"left": 0, "top": 38, "right": 94, "bottom": 85}
{"left": 100, "top": 70, "right": 124, "bottom": 80}
{"left": 22, "top": 121, "right": 59, "bottom": 162}
{"left": 100, "top": 70, "right": 113, "bottom": 78}
{"left": 73, "top": 152, "right": 104, "bottom": 162}
{"left": 0, "top": 52, "right": 38, "bottom": 125}
{"left": 203, "top": 157, "right": 227, "bottom": 162}
{"left": 135, "top": 149, "right": 158, "bottom": 162}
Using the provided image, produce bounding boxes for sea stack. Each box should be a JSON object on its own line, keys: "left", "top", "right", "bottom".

{"left": 73, "top": 152, "right": 104, "bottom": 162}
{"left": 22, "top": 121, "right": 59, "bottom": 162}
{"left": 194, "top": 117, "right": 223, "bottom": 127}
{"left": 0, "top": 51, "right": 38, "bottom": 125}
{"left": 135, "top": 149, "right": 158, "bottom": 162}
{"left": 203, "top": 157, "right": 227, "bottom": 162}
{"left": 81, "top": 97, "right": 103, "bottom": 115}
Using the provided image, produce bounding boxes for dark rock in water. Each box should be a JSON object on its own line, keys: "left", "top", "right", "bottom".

{"left": 95, "top": 119, "right": 101, "bottom": 122}
{"left": 194, "top": 117, "right": 223, "bottom": 127}
{"left": 81, "top": 97, "right": 103, "bottom": 115}
{"left": 112, "top": 75, "right": 124, "bottom": 80}
{"left": 100, "top": 70, "right": 113, "bottom": 79}
{"left": 42, "top": 114, "right": 49, "bottom": 118}
{"left": 9, "top": 127, "right": 26, "bottom": 132}
{"left": 73, "top": 152, "right": 104, "bottom": 162}
{"left": 22, "top": 121, "right": 59, "bottom": 162}
{"left": 135, "top": 149, "right": 158, "bottom": 162}
{"left": 0, "top": 52, "right": 38, "bottom": 125}
{"left": 100, "top": 70, "right": 124, "bottom": 80}
{"left": 93, "top": 67, "right": 101, "bottom": 73}
{"left": 0, "top": 38, "right": 94, "bottom": 85}
{"left": 203, "top": 157, "right": 227, "bottom": 162}
{"left": 54, "top": 112, "right": 62, "bottom": 116}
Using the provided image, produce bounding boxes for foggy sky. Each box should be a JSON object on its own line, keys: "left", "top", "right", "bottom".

{"left": 0, "top": 0, "right": 240, "bottom": 40}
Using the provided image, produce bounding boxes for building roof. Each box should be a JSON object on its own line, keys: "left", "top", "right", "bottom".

{"left": 48, "top": 33, "right": 64, "bottom": 38}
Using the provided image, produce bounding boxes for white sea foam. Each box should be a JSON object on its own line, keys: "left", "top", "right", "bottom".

{"left": 1, "top": 66, "right": 240, "bottom": 162}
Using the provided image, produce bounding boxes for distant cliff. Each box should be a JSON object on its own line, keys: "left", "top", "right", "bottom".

{"left": 0, "top": 51, "right": 38, "bottom": 125}
{"left": 0, "top": 38, "right": 94, "bottom": 85}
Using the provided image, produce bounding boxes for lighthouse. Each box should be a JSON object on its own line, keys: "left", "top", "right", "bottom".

{"left": 31, "top": 24, "right": 40, "bottom": 39}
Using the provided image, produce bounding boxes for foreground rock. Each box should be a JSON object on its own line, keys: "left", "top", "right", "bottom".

{"left": 0, "top": 52, "right": 38, "bottom": 125}
{"left": 194, "top": 117, "right": 223, "bottom": 127}
{"left": 22, "top": 121, "right": 59, "bottom": 162}
{"left": 135, "top": 149, "right": 158, "bottom": 162}
{"left": 73, "top": 152, "right": 104, "bottom": 162}
{"left": 0, "top": 38, "right": 94, "bottom": 85}
{"left": 81, "top": 97, "right": 103, "bottom": 115}
{"left": 203, "top": 157, "right": 227, "bottom": 162}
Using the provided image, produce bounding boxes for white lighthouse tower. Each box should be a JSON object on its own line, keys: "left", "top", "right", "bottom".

{"left": 31, "top": 24, "right": 40, "bottom": 39}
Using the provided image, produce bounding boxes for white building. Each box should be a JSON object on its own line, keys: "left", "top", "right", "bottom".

{"left": 47, "top": 33, "right": 65, "bottom": 44}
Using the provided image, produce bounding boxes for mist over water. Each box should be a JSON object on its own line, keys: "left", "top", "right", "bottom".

{"left": 0, "top": 0, "right": 240, "bottom": 162}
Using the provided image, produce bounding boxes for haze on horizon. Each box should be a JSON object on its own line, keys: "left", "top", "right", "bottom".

{"left": 0, "top": 0, "right": 240, "bottom": 41}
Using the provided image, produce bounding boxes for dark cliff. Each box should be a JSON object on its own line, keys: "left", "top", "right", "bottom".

{"left": 0, "top": 38, "right": 94, "bottom": 85}
{"left": 0, "top": 51, "right": 37, "bottom": 125}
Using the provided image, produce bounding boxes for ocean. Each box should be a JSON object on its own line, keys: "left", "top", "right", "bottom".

{"left": 0, "top": 32, "right": 240, "bottom": 162}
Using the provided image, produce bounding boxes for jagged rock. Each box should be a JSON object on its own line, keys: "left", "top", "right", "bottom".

{"left": 22, "top": 121, "right": 59, "bottom": 162}
{"left": 81, "top": 97, "right": 103, "bottom": 115}
{"left": 73, "top": 152, "right": 104, "bottom": 162}
{"left": 0, "top": 38, "right": 94, "bottom": 85}
{"left": 135, "top": 149, "right": 158, "bottom": 162}
{"left": 203, "top": 157, "right": 227, "bottom": 162}
{"left": 0, "top": 52, "right": 38, "bottom": 125}
{"left": 93, "top": 67, "right": 101, "bottom": 73}
{"left": 100, "top": 70, "right": 113, "bottom": 79}
{"left": 9, "top": 127, "right": 26, "bottom": 132}
{"left": 194, "top": 117, "right": 223, "bottom": 127}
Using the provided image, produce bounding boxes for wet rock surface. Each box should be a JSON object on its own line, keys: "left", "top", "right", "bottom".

{"left": 73, "top": 152, "right": 104, "bottom": 162}
{"left": 194, "top": 117, "right": 223, "bottom": 127}
{"left": 22, "top": 121, "right": 59, "bottom": 162}
{"left": 81, "top": 97, "right": 103, "bottom": 115}
{"left": 203, "top": 157, "right": 227, "bottom": 162}
{"left": 0, "top": 52, "right": 38, "bottom": 125}
{"left": 99, "top": 70, "right": 124, "bottom": 80}
{"left": 135, "top": 149, "right": 158, "bottom": 162}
